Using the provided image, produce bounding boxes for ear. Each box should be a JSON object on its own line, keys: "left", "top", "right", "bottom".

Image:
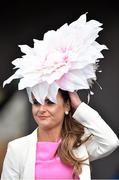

{"left": 64, "top": 100, "right": 71, "bottom": 112}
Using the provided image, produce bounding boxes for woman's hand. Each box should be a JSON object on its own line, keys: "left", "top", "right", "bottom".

{"left": 68, "top": 91, "right": 82, "bottom": 109}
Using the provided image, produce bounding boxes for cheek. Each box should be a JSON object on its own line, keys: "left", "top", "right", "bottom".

{"left": 51, "top": 105, "right": 65, "bottom": 122}
{"left": 32, "top": 106, "right": 37, "bottom": 117}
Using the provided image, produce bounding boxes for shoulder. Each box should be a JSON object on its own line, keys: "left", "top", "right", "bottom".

{"left": 8, "top": 128, "right": 37, "bottom": 151}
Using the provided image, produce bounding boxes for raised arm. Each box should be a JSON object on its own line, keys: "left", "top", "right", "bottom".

{"left": 69, "top": 91, "right": 119, "bottom": 161}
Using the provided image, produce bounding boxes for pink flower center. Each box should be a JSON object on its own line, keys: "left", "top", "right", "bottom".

{"left": 64, "top": 55, "right": 68, "bottom": 62}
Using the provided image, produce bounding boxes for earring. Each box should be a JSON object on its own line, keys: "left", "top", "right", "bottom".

{"left": 65, "top": 111, "right": 69, "bottom": 115}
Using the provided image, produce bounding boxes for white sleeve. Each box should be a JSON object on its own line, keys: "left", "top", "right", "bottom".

{"left": 73, "top": 102, "right": 119, "bottom": 161}
{"left": 1, "top": 142, "right": 20, "bottom": 180}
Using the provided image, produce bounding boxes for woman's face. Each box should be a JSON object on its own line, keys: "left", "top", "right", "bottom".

{"left": 32, "top": 92, "right": 70, "bottom": 130}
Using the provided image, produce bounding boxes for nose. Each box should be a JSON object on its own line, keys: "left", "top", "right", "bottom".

{"left": 38, "top": 104, "right": 46, "bottom": 114}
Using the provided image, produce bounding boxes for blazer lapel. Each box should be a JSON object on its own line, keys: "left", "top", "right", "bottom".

{"left": 22, "top": 128, "right": 37, "bottom": 180}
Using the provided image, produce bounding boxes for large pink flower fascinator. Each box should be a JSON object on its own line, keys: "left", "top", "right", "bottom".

{"left": 3, "top": 13, "right": 108, "bottom": 104}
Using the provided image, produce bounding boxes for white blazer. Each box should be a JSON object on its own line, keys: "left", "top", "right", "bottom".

{"left": 1, "top": 102, "right": 119, "bottom": 180}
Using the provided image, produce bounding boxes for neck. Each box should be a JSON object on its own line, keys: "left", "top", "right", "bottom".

{"left": 37, "top": 127, "right": 61, "bottom": 142}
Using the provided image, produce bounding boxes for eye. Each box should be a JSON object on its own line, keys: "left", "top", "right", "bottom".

{"left": 45, "top": 99, "right": 55, "bottom": 105}
{"left": 33, "top": 99, "right": 40, "bottom": 105}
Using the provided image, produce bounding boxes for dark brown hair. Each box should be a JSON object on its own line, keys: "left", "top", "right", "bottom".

{"left": 57, "top": 89, "right": 89, "bottom": 178}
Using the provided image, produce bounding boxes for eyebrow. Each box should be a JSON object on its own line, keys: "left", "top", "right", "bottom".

{"left": 32, "top": 97, "right": 52, "bottom": 103}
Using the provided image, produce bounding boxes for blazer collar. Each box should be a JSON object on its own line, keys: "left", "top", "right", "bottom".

{"left": 22, "top": 128, "right": 91, "bottom": 180}
{"left": 22, "top": 128, "right": 38, "bottom": 179}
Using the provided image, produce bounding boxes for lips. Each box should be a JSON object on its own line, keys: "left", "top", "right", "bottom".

{"left": 37, "top": 116, "right": 49, "bottom": 120}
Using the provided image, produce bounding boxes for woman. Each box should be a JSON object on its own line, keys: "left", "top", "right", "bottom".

{"left": 1, "top": 89, "right": 119, "bottom": 179}
{"left": 1, "top": 13, "right": 119, "bottom": 179}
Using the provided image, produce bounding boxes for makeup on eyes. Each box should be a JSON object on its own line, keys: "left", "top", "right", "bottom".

{"left": 33, "top": 98, "right": 55, "bottom": 106}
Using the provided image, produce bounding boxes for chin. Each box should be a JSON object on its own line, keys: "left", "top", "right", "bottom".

{"left": 38, "top": 122, "right": 54, "bottom": 130}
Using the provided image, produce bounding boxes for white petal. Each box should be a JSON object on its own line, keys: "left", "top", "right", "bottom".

{"left": 12, "top": 58, "right": 22, "bottom": 68}
{"left": 32, "top": 82, "right": 49, "bottom": 104}
{"left": 70, "top": 13, "right": 87, "bottom": 28}
{"left": 18, "top": 75, "right": 40, "bottom": 90}
{"left": 47, "top": 82, "right": 59, "bottom": 103}
{"left": 87, "top": 19, "right": 102, "bottom": 28}
{"left": 18, "top": 76, "right": 29, "bottom": 89}
{"left": 46, "top": 63, "right": 70, "bottom": 84}
{"left": 26, "top": 87, "right": 33, "bottom": 104}
{"left": 18, "top": 45, "right": 32, "bottom": 55}
{"left": 3, "top": 69, "right": 23, "bottom": 87}
{"left": 82, "top": 64, "right": 96, "bottom": 79}
{"left": 57, "top": 70, "right": 89, "bottom": 91}
{"left": 33, "top": 39, "right": 42, "bottom": 46}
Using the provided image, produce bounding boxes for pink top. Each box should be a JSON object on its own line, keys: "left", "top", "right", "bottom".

{"left": 35, "top": 139, "right": 79, "bottom": 179}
